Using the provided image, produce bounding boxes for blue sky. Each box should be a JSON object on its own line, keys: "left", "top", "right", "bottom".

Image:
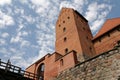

{"left": 0, "top": 0, "right": 120, "bottom": 69}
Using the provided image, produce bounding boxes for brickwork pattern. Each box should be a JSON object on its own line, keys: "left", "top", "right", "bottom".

{"left": 55, "top": 46, "right": 120, "bottom": 80}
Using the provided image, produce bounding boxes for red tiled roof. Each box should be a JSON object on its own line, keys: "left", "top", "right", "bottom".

{"left": 93, "top": 17, "right": 120, "bottom": 40}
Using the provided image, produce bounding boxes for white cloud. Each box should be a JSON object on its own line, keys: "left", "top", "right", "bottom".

{"left": 14, "top": 7, "right": 24, "bottom": 14}
{"left": 17, "top": 24, "right": 24, "bottom": 31}
{"left": 34, "top": 28, "right": 55, "bottom": 61}
{"left": 31, "top": 0, "right": 50, "bottom": 15}
{"left": 0, "top": 47, "right": 8, "bottom": 54}
{"left": 10, "top": 48, "right": 17, "bottom": 53}
{"left": 11, "top": 56, "right": 22, "bottom": 60}
{"left": 15, "top": 59, "right": 30, "bottom": 68}
{"left": 85, "top": 2, "right": 112, "bottom": 34}
{"left": 21, "top": 15, "right": 35, "bottom": 24}
{"left": 22, "top": 31, "right": 28, "bottom": 36}
{"left": 19, "top": 0, "right": 28, "bottom": 4}
{"left": 60, "top": 1, "right": 75, "bottom": 9}
{"left": 5, "top": 7, "right": 13, "bottom": 15}
{"left": 25, "top": 0, "right": 59, "bottom": 62}
{"left": 20, "top": 40, "right": 30, "bottom": 47}
{"left": 4, "top": 15, "right": 14, "bottom": 25}
{"left": 91, "top": 19, "right": 104, "bottom": 32}
{"left": 8, "top": 48, "right": 29, "bottom": 68}
{"left": 60, "top": 0, "right": 88, "bottom": 12}
{"left": 30, "top": 0, "right": 59, "bottom": 22}
{"left": 85, "top": 2, "right": 112, "bottom": 22}
{"left": 10, "top": 35, "right": 21, "bottom": 43}
{"left": 14, "top": 7, "right": 35, "bottom": 24}
{"left": 0, "top": 0, "right": 12, "bottom": 6}
{"left": 9, "top": 48, "right": 22, "bottom": 56}
{"left": 18, "top": 31, "right": 28, "bottom": 37}
{"left": 0, "top": 39, "right": 6, "bottom": 45}
{"left": 85, "top": 2, "right": 98, "bottom": 22}
{"left": 10, "top": 31, "right": 29, "bottom": 43}
{"left": 1, "top": 32, "right": 9, "bottom": 38}
{"left": 31, "top": 0, "right": 49, "bottom": 7}
{"left": 0, "top": 10, "right": 14, "bottom": 28}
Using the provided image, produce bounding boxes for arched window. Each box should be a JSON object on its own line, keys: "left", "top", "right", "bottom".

{"left": 37, "top": 63, "right": 45, "bottom": 80}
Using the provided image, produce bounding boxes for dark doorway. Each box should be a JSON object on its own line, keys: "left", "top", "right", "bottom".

{"left": 37, "top": 63, "right": 45, "bottom": 80}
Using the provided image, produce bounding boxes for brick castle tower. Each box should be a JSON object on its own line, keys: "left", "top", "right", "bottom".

{"left": 55, "top": 8, "right": 96, "bottom": 62}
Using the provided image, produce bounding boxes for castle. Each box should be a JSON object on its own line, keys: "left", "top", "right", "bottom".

{"left": 26, "top": 8, "right": 120, "bottom": 80}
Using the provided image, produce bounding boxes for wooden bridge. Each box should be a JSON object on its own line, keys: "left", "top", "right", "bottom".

{"left": 0, "top": 59, "right": 40, "bottom": 80}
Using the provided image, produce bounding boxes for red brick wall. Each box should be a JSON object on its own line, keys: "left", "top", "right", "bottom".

{"left": 55, "top": 8, "right": 96, "bottom": 62}
{"left": 44, "top": 53, "right": 59, "bottom": 80}
{"left": 73, "top": 11, "right": 96, "bottom": 59}
{"left": 55, "top": 8, "right": 83, "bottom": 56}
{"left": 93, "top": 28, "right": 120, "bottom": 54}
{"left": 26, "top": 51, "right": 77, "bottom": 80}
{"left": 26, "top": 64, "right": 36, "bottom": 74}
{"left": 58, "top": 51, "right": 77, "bottom": 73}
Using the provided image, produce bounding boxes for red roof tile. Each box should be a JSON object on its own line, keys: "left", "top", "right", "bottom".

{"left": 93, "top": 17, "right": 120, "bottom": 40}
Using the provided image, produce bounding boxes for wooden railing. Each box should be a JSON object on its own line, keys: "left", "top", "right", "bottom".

{"left": 0, "top": 59, "right": 40, "bottom": 80}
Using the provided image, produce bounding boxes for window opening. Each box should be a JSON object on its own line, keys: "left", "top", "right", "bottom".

{"left": 60, "top": 59, "right": 64, "bottom": 66}
{"left": 89, "top": 47, "right": 92, "bottom": 52}
{"left": 83, "top": 27, "right": 85, "bottom": 30}
{"left": 64, "top": 37, "right": 67, "bottom": 42}
{"left": 67, "top": 16, "right": 70, "bottom": 19}
{"left": 108, "top": 33, "right": 110, "bottom": 37}
{"left": 99, "top": 39, "right": 101, "bottom": 42}
{"left": 63, "top": 27, "right": 66, "bottom": 32}
{"left": 59, "top": 24, "right": 61, "bottom": 27}
{"left": 63, "top": 21, "right": 65, "bottom": 23}
{"left": 86, "top": 36, "right": 88, "bottom": 40}
{"left": 65, "top": 48, "right": 68, "bottom": 53}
